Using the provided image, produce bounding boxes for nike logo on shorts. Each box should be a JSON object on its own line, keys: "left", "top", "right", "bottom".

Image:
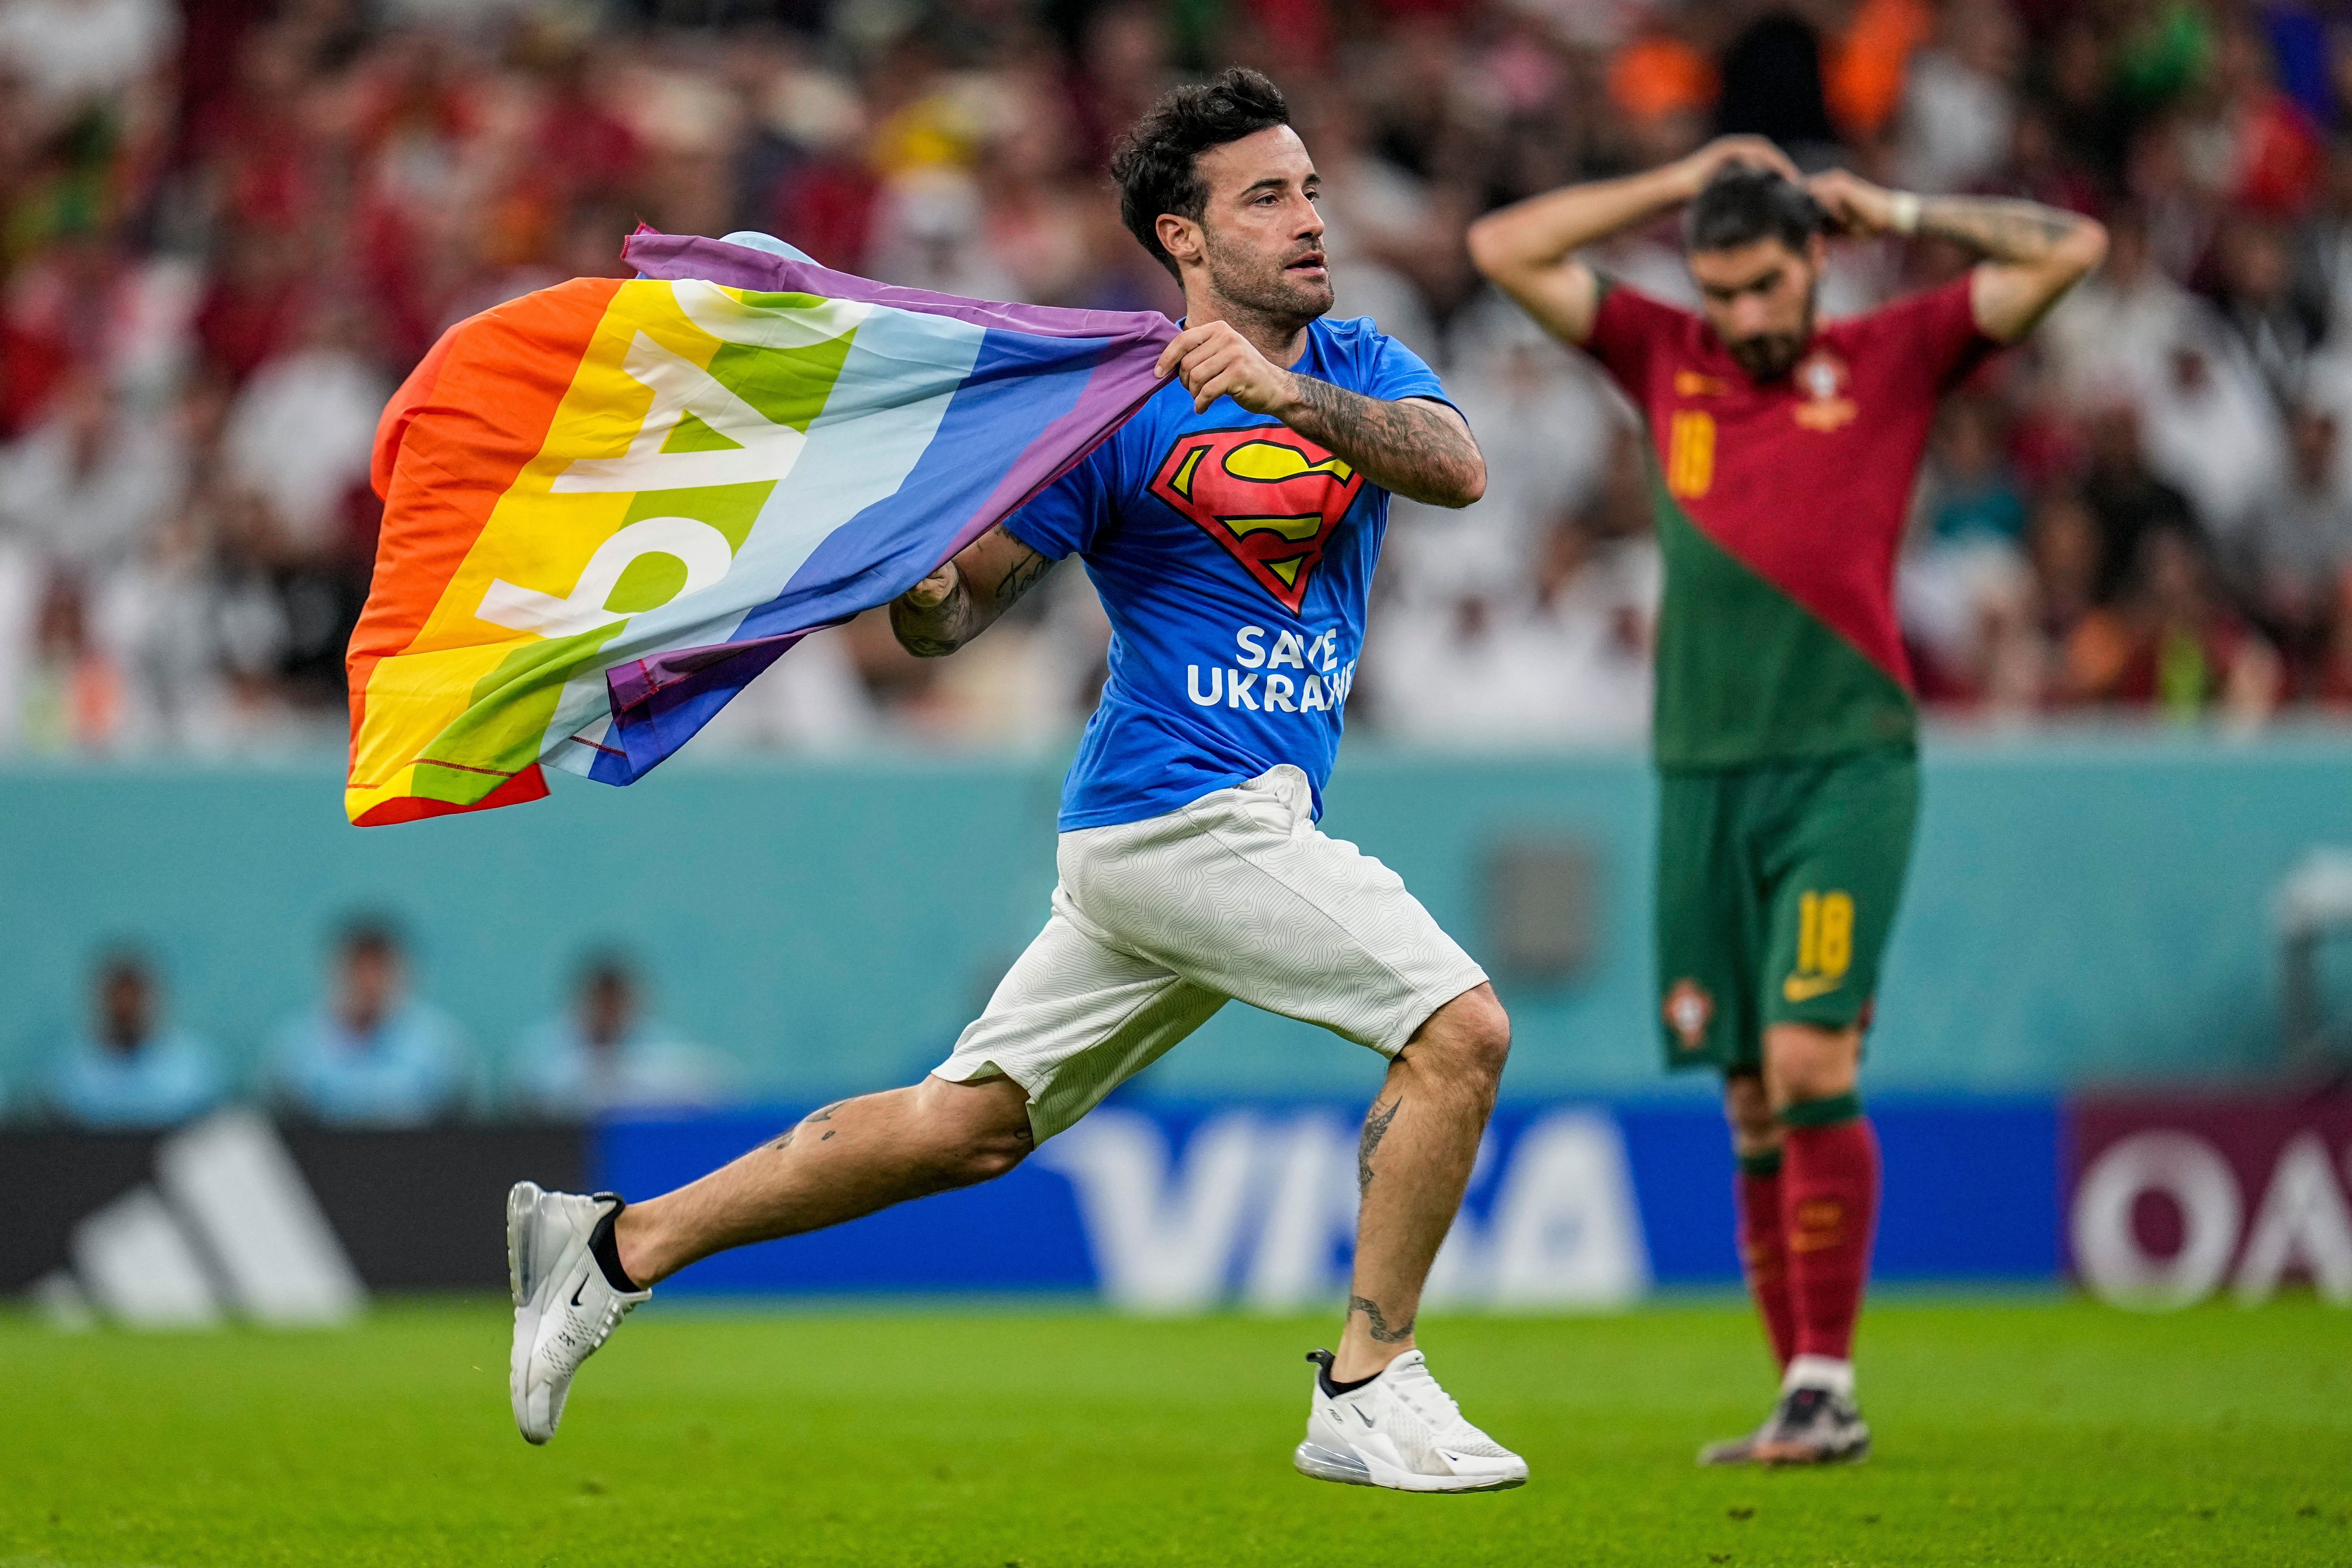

{"left": 1782, "top": 973, "right": 1841, "bottom": 1003}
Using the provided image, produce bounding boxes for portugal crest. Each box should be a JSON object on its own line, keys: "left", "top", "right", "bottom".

{"left": 1663, "top": 978, "right": 1715, "bottom": 1051}
{"left": 1148, "top": 426, "right": 1364, "bottom": 612}
{"left": 1792, "top": 349, "right": 1857, "bottom": 432}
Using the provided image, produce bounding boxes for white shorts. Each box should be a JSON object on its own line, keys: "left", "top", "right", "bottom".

{"left": 935, "top": 764, "right": 1488, "bottom": 1141}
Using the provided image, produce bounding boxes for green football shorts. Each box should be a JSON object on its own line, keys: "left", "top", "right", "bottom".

{"left": 1654, "top": 747, "right": 1919, "bottom": 1074}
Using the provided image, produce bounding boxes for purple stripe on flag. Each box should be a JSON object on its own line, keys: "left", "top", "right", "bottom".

{"left": 624, "top": 230, "right": 1179, "bottom": 346}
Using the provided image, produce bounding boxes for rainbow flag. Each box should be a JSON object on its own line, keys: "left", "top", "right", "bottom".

{"left": 346, "top": 231, "right": 1176, "bottom": 826}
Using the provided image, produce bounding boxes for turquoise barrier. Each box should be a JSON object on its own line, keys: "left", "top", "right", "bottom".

{"left": 3, "top": 731, "right": 2348, "bottom": 1104}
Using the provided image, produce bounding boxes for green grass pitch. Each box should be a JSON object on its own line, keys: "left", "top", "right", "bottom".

{"left": 6, "top": 1295, "right": 2348, "bottom": 1566}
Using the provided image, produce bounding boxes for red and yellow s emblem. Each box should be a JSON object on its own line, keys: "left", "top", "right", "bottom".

{"left": 1148, "top": 426, "right": 1363, "bottom": 612}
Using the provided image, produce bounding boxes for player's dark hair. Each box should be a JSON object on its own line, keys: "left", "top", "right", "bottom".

{"left": 576, "top": 948, "right": 638, "bottom": 994}
{"left": 336, "top": 914, "right": 405, "bottom": 962}
{"left": 92, "top": 944, "right": 153, "bottom": 989}
{"left": 1685, "top": 162, "right": 1824, "bottom": 256}
{"left": 1111, "top": 67, "right": 1292, "bottom": 280}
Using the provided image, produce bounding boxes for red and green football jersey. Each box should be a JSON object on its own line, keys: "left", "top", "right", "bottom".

{"left": 1584, "top": 276, "right": 1998, "bottom": 769}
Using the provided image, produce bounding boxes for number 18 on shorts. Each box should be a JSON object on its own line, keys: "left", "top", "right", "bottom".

{"left": 1653, "top": 750, "right": 1919, "bottom": 1074}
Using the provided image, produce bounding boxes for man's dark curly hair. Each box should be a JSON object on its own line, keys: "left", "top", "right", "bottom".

{"left": 1111, "top": 67, "right": 1292, "bottom": 281}
{"left": 1685, "top": 162, "right": 1825, "bottom": 255}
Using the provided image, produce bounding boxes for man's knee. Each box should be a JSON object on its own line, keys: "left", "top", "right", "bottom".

{"left": 1404, "top": 983, "right": 1512, "bottom": 1087}
{"left": 1722, "top": 1072, "right": 1779, "bottom": 1152}
{"left": 943, "top": 1127, "right": 1031, "bottom": 1185}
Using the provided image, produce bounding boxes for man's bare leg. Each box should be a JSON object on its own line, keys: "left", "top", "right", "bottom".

{"left": 614, "top": 1073, "right": 1035, "bottom": 1286}
{"left": 1331, "top": 982, "right": 1511, "bottom": 1382}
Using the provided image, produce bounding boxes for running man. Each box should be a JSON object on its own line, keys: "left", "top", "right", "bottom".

{"left": 1469, "top": 141, "right": 2104, "bottom": 1463}
{"left": 508, "top": 68, "right": 1529, "bottom": 1493}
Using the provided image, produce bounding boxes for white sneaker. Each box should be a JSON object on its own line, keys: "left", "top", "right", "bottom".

{"left": 1294, "top": 1349, "right": 1528, "bottom": 1492}
{"left": 507, "top": 1182, "right": 650, "bottom": 1445}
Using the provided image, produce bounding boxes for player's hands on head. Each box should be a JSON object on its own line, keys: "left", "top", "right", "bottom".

{"left": 1806, "top": 169, "right": 1898, "bottom": 237}
{"left": 1156, "top": 320, "right": 1294, "bottom": 417}
{"left": 899, "top": 560, "right": 960, "bottom": 609}
{"left": 1676, "top": 135, "right": 1801, "bottom": 197}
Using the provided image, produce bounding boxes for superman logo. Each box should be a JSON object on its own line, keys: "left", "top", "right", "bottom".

{"left": 1148, "top": 426, "right": 1363, "bottom": 612}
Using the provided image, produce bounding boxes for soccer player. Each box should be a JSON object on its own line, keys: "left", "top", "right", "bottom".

{"left": 1468, "top": 141, "right": 2104, "bottom": 1464}
{"left": 507, "top": 68, "right": 1529, "bottom": 1493}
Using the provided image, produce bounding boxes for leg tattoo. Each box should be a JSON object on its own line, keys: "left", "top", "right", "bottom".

{"left": 1358, "top": 1096, "right": 1401, "bottom": 1193}
{"left": 768, "top": 1100, "right": 848, "bottom": 1153}
{"left": 1349, "top": 1294, "right": 1415, "bottom": 1344}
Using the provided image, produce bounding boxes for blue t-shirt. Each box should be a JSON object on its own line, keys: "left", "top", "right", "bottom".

{"left": 1008, "top": 315, "right": 1450, "bottom": 829}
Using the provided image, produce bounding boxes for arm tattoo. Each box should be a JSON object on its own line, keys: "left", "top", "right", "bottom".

{"left": 889, "top": 577, "right": 975, "bottom": 657}
{"left": 1348, "top": 1294, "right": 1415, "bottom": 1344}
{"left": 1358, "top": 1095, "right": 1401, "bottom": 1193}
{"left": 1281, "top": 377, "right": 1484, "bottom": 509}
{"left": 889, "top": 528, "right": 1053, "bottom": 656}
{"left": 992, "top": 548, "right": 1054, "bottom": 611}
{"left": 1917, "top": 197, "right": 2086, "bottom": 264}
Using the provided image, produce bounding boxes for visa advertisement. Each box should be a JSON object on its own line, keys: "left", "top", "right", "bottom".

{"left": 16, "top": 1092, "right": 2347, "bottom": 1322}
{"left": 596, "top": 1095, "right": 2064, "bottom": 1308}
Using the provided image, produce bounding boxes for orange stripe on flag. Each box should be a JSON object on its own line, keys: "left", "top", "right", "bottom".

{"left": 345, "top": 279, "right": 621, "bottom": 766}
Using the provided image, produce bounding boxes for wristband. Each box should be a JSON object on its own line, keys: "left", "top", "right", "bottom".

{"left": 1889, "top": 191, "right": 1922, "bottom": 237}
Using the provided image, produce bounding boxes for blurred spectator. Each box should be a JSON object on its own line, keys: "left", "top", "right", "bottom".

{"left": 1387, "top": 300, "right": 1622, "bottom": 603}
{"left": 2027, "top": 483, "right": 2105, "bottom": 658}
{"left": 510, "top": 952, "right": 728, "bottom": 1117}
{"left": 2063, "top": 526, "right": 2281, "bottom": 723}
{"left": 2077, "top": 405, "right": 2199, "bottom": 605}
{"left": 1897, "top": 0, "right": 2018, "bottom": 196}
{"left": 2230, "top": 404, "right": 2352, "bottom": 688}
{"left": 268, "top": 918, "right": 466, "bottom": 1127}
{"left": 44, "top": 947, "right": 225, "bottom": 1128}
{"left": 0, "top": 372, "right": 185, "bottom": 576}
{"left": 0, "top": 0, "right": 177, "bottom": 111}
{"left": 2132, "top": 340, "right": 2285, "bottom": 561}
{"left": 1372, "top": 429, "right": 1656, "bottom": 745}
{"left": 218, "top": 304, "right": 390, "bottom": 559}
{"left": 22, "top": 574, "right": 121, "bottom": 751}
{"left": 1921, "top": 395, "right": 2027, "bottom": 546}
{"left": 2205, "top": 214, "right": 2327, "bottom": 405}
{"left": 2040, "top": 205, "right": 2197, "bottom": 405}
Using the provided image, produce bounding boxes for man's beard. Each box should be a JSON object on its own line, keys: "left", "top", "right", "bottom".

{"left": 1726, "top": 299, "right": 1815, "bottom": 381}
{"left": 1728, "top": 327, "right": 1814, "bottom": 380}
{"left": 1203, "top": 232, "right": 1333, "bottom": 331}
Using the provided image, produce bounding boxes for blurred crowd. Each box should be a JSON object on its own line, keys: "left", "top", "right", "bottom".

{"left": 6, "top": 0, "right": 2352, "bottom": 753}
{"left": 20, "top": 921, "right": 730, "bottom": 1125}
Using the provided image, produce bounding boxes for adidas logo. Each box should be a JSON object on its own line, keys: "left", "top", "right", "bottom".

{"left": 33, "top": 1109, "right": 366, "bottom": 1330}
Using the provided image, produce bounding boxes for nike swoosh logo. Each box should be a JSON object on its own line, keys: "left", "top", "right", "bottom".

{"left": 570, "top": 1276, "right": 590, "bottom": 1307}
{"left": 1354, "top": 1406, "right": 1376, "bottom": 1428}
{"left": 1782, "top": 974, "right": 1841, "bottom": 1002}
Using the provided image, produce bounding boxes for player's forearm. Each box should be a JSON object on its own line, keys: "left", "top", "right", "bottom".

{"left": 1919, "top": 195, "right": 2107, "bottom": 341}
{"left": 1273, "top": 378, "right": 1486, "bottom": 509}
{"left": 1466, "top": 161, "right": 1697, "bottom": 279}
{"left": 1915, "top": 196, "right": 2098, "bottom": 266}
